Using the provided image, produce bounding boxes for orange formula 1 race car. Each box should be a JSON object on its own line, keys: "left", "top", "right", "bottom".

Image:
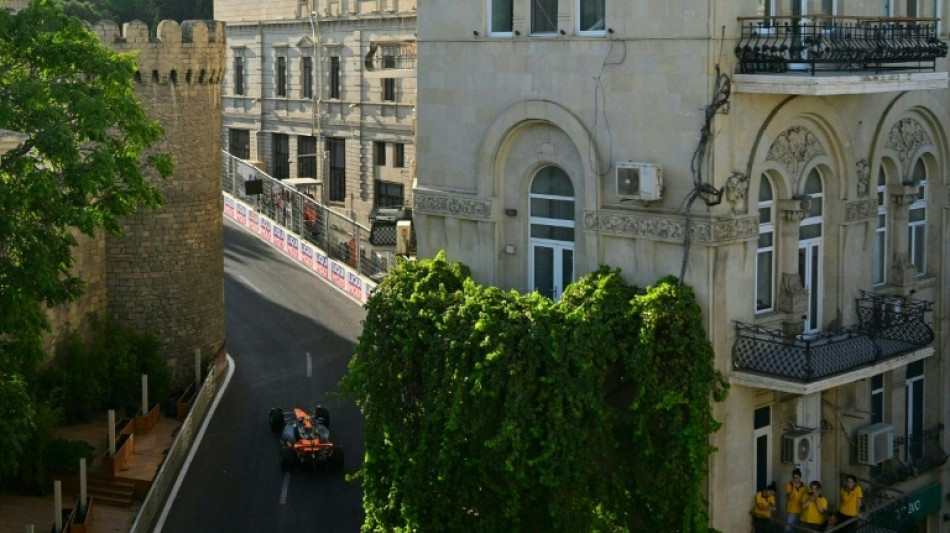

{"left": 268, "top": 405, "right": 344, "bottom": 473}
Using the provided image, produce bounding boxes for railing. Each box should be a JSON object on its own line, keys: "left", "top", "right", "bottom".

{"left": 364, "top": 41, "right": 416, "bottom": 71}
{"left": 736, "top": 16, "right": 948, "bottom": 75}
{"left": 733, "top": 292, "right": 933, "bottom": 382}
{"left": 221, "top": 151, "right": 401, "bottom": 281}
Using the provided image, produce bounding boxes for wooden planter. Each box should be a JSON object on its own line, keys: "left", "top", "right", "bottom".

{"left": 133, "top": 402, "right": 161, "bottom": 435}
{"left": 176, "top": 383, "right": 196, "bottom": 421}
{"left": 103, "top": 432, "right": 134, "bottom": 478}
{"left": 65, "top": 497, "right": 94, "bottom": 533}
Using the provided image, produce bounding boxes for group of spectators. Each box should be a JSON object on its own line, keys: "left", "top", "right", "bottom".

{"left": 752, "top": 469, "right": 864, "bottom": 532}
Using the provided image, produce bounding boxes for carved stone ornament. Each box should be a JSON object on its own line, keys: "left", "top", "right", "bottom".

{"left": 767, "top": 126, "right": 826, "bottom": 181}
{"left": 844, "top": 198, "right": 877, "bottom": 223}
{"left": 885, "top": 118, "right": 931, "bottom": 172}
{"left": 777, "top": 273, "right": 810, "bottom": 316}
{"left": 855, "top": 158, "right": 871, "bottom": 198}
{"left": 725, "top": 172, "right": 751, "bottom": 212}
{"left": 413, "top": 192, "right": 492, "bottom": 221}
{"left": 890, "top": 251, "right": 918, "bottom": 288}
{"left": 583, "top": 211, "right": 759, "bottom": 244}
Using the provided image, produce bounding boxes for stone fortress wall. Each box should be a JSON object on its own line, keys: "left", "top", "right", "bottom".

{"left": 46, "top": 19, "right": 227, "bottom": 385}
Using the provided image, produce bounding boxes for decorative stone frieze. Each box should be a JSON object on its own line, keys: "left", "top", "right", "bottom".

{"left": 777, "top": 273, "right": 809, "bottom": 316}
{"left": 583, "top": 211, "right": 758, "bottom": 244}
{"left": 890, "top": 188, "right": 919, "bottom": 209}
{"left": 767, "top": 126, "right": 826, "bottom": 182}
{"left": 885, "top": 118, "right": 931, "bottom": 173}
{"left": 855, "top": 158, "right": 871, "bottom": 198}
{"left": 413, "top": 192, "right": 492, "bottom": 220}
{"left": 725, "top": 172, "right": 751, "bottom": 213}
{"left": 844, "top": 198, "right": 877, "bottom": 222}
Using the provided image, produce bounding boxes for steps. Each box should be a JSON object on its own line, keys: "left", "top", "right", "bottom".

{"left": 87, "top": 476, "right": 136, "bottom": 508}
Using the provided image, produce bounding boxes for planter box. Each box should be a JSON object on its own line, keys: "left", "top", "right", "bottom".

{"left": 103, "top": 432, "right": 134, "bottom": 478}
{"left": 133, "top": 402, "right": 161, "bottom": 435}
{"left": 66, "top": 496, "right": 94, "bottom": 533}
{"left": 176, "top": 383, "right": 196, "bottom": 421}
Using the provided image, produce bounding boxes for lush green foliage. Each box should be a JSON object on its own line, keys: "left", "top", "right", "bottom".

{"left": 0, "top": 0, "right": 170, "bottom": 366}
{"left": 34, "top": 317, "right": 170, "bottom": 423}
{"left": 43, "top": 438, "right": 95, "bottom": 474}
{"left": 343, "top": 253, "right": 728, "bottom": 532}
{"left": 50, "top": 0, "right": 213, "bottom": 26}
{"left": 0, "top": 374, "right": 34, "bottom": 479}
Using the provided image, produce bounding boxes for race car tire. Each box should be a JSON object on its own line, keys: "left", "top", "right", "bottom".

{"left": 280, "top": 445, "right": 295, "bottom": 471}
{"left": 269, "top": 408, "right": 284, "bottom": 432}
{"left": 329, "top": 446, "right": 344, "bottom": 474}
{"left": 314, "top": 405, "right": 330, "bottom": 428}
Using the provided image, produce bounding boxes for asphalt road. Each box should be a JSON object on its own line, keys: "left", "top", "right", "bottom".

{"left": 159, "top": 218, "right": 367, "bottom": 533}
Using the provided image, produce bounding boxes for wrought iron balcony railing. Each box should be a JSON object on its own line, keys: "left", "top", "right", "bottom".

{"left": 736, "top": 16, "right": 948, "bottom": 75}
{"left": 364, "top": 41, "right": 417, "bottom": 71}
{"left": 733, "top": 292, "right": 933, "bottom": 382}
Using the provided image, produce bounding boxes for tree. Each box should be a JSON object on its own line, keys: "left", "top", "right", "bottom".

{"left": 343, "top": 254, "right": 728, "bottom": 532}
{"left": 0, "top": 0, "right": 170, "bottom": 476}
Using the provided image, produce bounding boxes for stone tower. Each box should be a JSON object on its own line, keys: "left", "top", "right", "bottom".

{"left": 92, "top": 20, "right": 227, "bottom": 381}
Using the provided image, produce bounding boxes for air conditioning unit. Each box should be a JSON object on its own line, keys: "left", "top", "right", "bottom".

{"left": 782, "top": 430, "right": 814, "bottom": 464}
{"left": 857, "top": 423, "right": 894, "bottom": 465}
{"left": 616, "top": 162, "right": 663, "bottom": 201}
{"left": 395, "top": 220, "right": 412, "bottom": 255}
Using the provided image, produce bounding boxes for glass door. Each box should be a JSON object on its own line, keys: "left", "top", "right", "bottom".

{"left": 798, "top": 240, "right": 822, "bottom": 334}
{"left": 530, "top": 242, "right": 574, "bottom": 301}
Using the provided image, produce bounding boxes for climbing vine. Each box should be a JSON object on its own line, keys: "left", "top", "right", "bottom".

{"left": 342, "top": 253, "right": 728, "bottom": 532}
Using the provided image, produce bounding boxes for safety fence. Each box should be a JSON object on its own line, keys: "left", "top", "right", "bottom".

{"left": 221, "top": 151, "right": 400, "bottom": 284}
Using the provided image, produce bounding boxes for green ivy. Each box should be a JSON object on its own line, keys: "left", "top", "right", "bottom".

{"left": 342, "top": 254, "right": 728, "bottom": 532}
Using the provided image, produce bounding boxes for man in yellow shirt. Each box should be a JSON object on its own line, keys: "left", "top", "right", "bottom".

{"left": 837, "top": 474, "right": 863, "bottom": 532}
{"left": 752, "top": 482, "right": 777, "bottom": 533}
{"left": 785, "top": 468, "right": 808, "bottom": 532}
{"left": 800, "top": 481, "right": 828, "bottom": 531}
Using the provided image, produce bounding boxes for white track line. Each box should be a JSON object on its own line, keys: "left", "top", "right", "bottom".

{"left": 154, "top": 354, "right": 236, "bottom": 533}
{"left": 279, "top": 472, "right": 291, "bottom": 504}
{"left": 306, "top": 352, "right": 312, "bottom": 378}
{"left": 238, "top": 275, "right": 263, "bottom": 293}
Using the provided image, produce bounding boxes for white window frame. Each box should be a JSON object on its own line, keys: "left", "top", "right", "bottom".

{"left": 798, "top": 170, "right": 823, "bottom": 335}
{"left": 488, "top": 0, "right": 514, "bottom": 37}
{"left": 756, "top": 176, "right": 776, "bottom": 314}
{"left": 528, "top": 168, "right": 575, "bottom": 301}
{"left": 908, "top": 160, "right": 927, "bottom": 276}
{"left": 873, "top": 167, "right": 887, "bottom": 286}
{"left": 576, "top": 0, "right": 607, "bottom": 36}
{"left": 906, "top": 363, "right": 924, "bottom": 460}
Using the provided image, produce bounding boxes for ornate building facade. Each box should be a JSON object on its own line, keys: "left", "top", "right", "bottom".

{"left": 415, "top": 1, "right": 950, "bottom": 530}
{"left": 213, "top": 0, "right": 417, "bottom": 226}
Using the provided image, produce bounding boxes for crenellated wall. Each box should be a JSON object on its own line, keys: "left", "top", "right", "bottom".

{"left": 96, "top": 19, "right": 227, "bottom": 383}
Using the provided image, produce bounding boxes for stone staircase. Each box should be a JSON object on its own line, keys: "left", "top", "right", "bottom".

{"left": 87, "top": 475, "right": 136, "bottom": 508}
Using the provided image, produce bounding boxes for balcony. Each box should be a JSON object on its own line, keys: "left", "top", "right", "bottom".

{"left": 734, "top": 16, "right": 949, "bottom": 95}
{"left": 364, "top": 41, "right": 416, "bottom": 79}
{"left": 732, "top": 292, "right": 933, "bottom": 394}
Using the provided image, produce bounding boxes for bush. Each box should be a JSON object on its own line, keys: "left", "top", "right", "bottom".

{"left": 44, "top": 438, "right": 95, "bottom": 474}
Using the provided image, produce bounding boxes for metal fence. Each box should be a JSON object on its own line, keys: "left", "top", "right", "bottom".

{"left": 222, "top": 151, "right": 398, "bottom": 281}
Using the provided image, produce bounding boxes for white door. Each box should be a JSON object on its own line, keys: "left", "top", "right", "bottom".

{"left": 530, "top": 241, "right": 574, "bottom": 301}
{"left": 798, "top": 239, "right": 822, "bottom": 334}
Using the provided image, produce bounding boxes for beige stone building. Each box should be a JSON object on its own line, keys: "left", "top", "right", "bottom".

{"left": 213, "top": 0, "right": 417, "bottom": 226}
{"left": 415, "top": 0, "right": 950, "bottom": 530}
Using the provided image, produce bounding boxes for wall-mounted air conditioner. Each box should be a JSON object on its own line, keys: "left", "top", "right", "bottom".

{"left": 395, "top": 220, "right": 412, "bottom": 255}
{"left": 782, "top": 430, "right": 814, "bottom": 464}
{"left": 616, "top": 162, "right": 663, "bottom": 201}
{"left": 857, "top": 423, "right": 894, "bottom": 465}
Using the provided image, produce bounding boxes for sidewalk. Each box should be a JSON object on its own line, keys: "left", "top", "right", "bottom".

{"left": 0, "top": 415, "right": 181, "bottom": 533}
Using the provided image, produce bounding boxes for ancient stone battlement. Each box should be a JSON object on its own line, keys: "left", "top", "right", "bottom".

{"left": 91, "top": 20, "right": 227, "bottom": 86}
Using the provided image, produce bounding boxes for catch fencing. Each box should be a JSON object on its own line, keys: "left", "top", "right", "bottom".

{"left": 221, "top": 151, "right": 399, "bottom": 283}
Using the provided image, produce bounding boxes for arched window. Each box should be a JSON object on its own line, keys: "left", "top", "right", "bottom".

{"left": 799, "top": 169, "right": 823, "bottom": 333}
{"left": 908, "top": 159, "right": 927, "bottom": 276}
{"left": 529, "top": 166, "right": 574, "bottom": 301}
{"left": 756, "top": 175, "right": 775, "bottom": 313}
{"left": 873, "top": 167, "right": 887, "bottom": 286}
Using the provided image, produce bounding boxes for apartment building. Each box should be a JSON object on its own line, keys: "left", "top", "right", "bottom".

{"left": 414, "top": 1, "right": 950, "bottom": 530}
{"left": 214, "top": 0, "right": 417, "bottom": 227}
